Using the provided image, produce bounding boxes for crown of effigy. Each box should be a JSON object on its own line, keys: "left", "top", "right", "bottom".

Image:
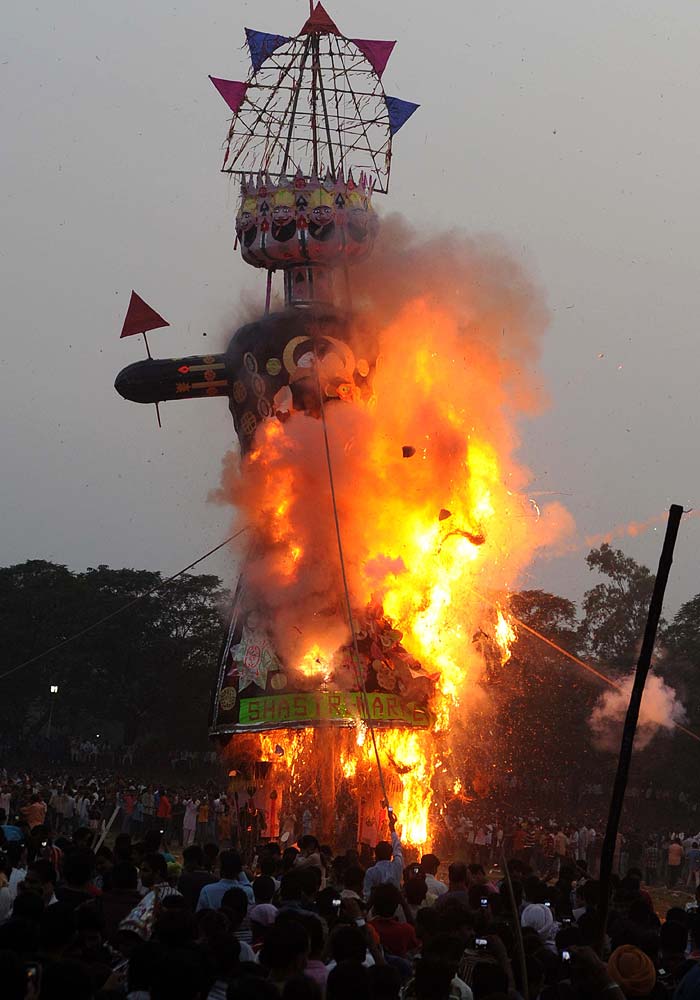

{"left": 235, "top": 166, "right": 379, "bottom": 269}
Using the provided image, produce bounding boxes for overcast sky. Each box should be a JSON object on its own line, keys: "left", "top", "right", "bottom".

{"left": 2, "top": 0, "right": 700, "bottom": 618}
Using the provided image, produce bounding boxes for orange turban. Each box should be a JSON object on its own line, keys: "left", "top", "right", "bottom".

{"left": 607, "top": 945, "right": 656, "bottom": 997}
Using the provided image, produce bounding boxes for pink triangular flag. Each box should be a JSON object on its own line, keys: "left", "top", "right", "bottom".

{"left": 120, "top": 292, "right": 169, "bottom": 339}
{"left": 209, "top": 77, "right": 248, "bottom": 113}
{"left": 350, "top": 39, "right": 396, "bottom": 79}
{"left": 300, "top": 2, "right": 340, "bottom": 35}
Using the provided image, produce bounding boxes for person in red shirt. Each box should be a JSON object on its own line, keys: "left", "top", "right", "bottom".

{"left": 157, "top": 789, "right": 172, "bottom": 838}
{"left": 369, "top": 883, "right": 419, "bottom": 958}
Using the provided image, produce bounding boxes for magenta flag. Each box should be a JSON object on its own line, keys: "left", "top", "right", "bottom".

{"left": 350, "top": 38, "right": 396, "bottom": 79}
{"left": 209, "top": 77, "right": 248, "bottom": 113}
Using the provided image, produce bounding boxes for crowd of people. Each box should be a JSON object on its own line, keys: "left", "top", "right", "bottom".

{"left": 2, "top": 765, "right": 700, "bottom": 998}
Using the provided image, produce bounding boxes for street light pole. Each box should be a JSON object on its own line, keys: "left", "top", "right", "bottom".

{"left": 47, "top": 684, "right": 59, "bottom": 742}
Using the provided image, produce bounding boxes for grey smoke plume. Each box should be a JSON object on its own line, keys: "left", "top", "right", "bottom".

{"left": 589, "top": 671, "right": 686, "bottom": 751}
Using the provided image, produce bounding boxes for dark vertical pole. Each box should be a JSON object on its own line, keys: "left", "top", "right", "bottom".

{"left": 597, "top": 504, "right": 683, "bottom": 950}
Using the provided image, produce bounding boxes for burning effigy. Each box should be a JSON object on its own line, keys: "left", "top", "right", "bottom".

{"left": 116, "top": 4, "right": 572, "bottom": 849}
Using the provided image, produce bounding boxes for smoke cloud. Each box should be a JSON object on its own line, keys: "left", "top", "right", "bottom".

{"left": 589, "top": 672, "right": 687, "bottom": 751}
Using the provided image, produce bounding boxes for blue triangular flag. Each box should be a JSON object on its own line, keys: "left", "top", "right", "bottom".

{"left": 385, "top": 96, "right": 420, "bottom": 135}
{"left": 245, "top": 28, "right": 292, "bottom": 73}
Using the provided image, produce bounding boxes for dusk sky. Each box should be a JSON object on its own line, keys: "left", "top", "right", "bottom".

{"left": 3, "top": 0, "right": 700, "bottom": 618}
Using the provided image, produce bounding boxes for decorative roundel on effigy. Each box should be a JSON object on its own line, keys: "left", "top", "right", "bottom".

{"left": 235, "top": 170, "right": 379, "bottom": 270}
{"left": 224, "top": 306, "right": 376, "bottom": 453}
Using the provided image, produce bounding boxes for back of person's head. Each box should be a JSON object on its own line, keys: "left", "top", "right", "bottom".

{"left": 666, "top": 907, "right": 690, "bottom": 928}
{"left": 437, "top": 900, "right": 474, "bottom": 938}
{"left": 299, "top": 834, "right": 319, "bottom": 853}
{"left": 299, "top": 865, "right": 322, "bottom": 899}
{"left": 448, "top": 861, "right": 468, "bottom": 884}
{"left": 423, "top": 931, "right": 464, "bottom": 974}
{"left": 221, "top": 886, "right": 250, "bottom": 926}
{"left": 282, "top": 974, "right": 322, "bottom": 999}
{"left": 326, "top": 960, "right": 370, "bottom": 1000}
{"left": 367, "top": 963, "right": 401, "bottom": 1000}
{"left": 40, "top": 958, "right": 93, "bottom": 999}
{"left": 330, "top": 923, "right": 366, "bottom": 964}
{"left": 282, "top": 847, "right": 299, "bottom": 871}
{"left": 260, "top": 855, "right": 278, "bottom": 879}
{"left": 63, "top": 846, "right": 94, "bottom": 887}
{"left": 472, "top": 961, "right": 510, "bottom": 999}
{"left": 555, "top": 925, "right": 583, "bottom": 951}
{"left": 27, "top": 858, "right": 58, "bottom": 885}
{"left": 144, "top": 829, "right": 163, "bottom": 853}
{"left": 372, "top": 881, "right": 402, "bottom": 918}
{"left": 152, "top": 905, "right": 196, "bottom": 948}
{"left": 413, "top": 957, "right": 454, "bottom": 1000}
{"left": 468, "top": 863, "right": 486, "bottom": 878}
{"left": 375, "top": 840, "right": 392, "bottom": 862}
{"left": 421, "top": 853, "right": 440, "bottom": 875}
{"left": 253, "top": 874, "right": 275, "bottom": 903}
{"left": 661, "top": 918, "right": 688, "bottom": 955}
{"left": 73, "top": 826, "right": 93, "bottom": 847}
{"left": 114, "top": 832, "right": 132, "bottom": 861}
{"left": 259, "top": 919, "right": 309, "bottom": 973}
{"left": 182, "top": 844, "right": 205, "bottom": 868}
{"left": 280, "top": 870, "right": 304, "bottom": 902}
{"left": 111, "top": 860, "right": 138, "bottom": 890}
{"left": 405, "top": 876, "right": 428, "bottom": 906}
{"left": 219, "top": 849, "right": 243, "bottom": 880}
{"left": 583, "top": 879, "right": 600, "bottom": 908}
{"left": 296, "top": 912, "right": 325, "bottom": 959}
{"left": 343, "top": 864, "right": 365, "bottom": 895}
{"left": 145, "top": 851, "right": 169, "bottom": 883}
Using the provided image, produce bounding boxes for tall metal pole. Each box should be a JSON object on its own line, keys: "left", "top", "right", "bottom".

{"left": 596, "top": 504, "right": 683, "bottom": 951}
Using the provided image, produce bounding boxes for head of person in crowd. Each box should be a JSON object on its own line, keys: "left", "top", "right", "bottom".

{"left": 259, "top": 918, "right": 310, "bottom": 985}
{"left": 219, "top": 849, "right": 244, "bottom": 881}
{"left": 203, "top": 842, "right": 220, "bottom": 872}
{"left": 221, "top": 886, "right": 249, "bottom": 932}
{"left": 253, "top": 874, "right": 276, "bottom": 904}
{"left": 182, "top": 844, "right": 207, "bottom": 871}
{"left": 421, "top": 853, "right": 440, "bottom": 876}
{"left": 413, "top": 956, "right": 454, "bottom": 1000}
{"left": 23, "top": 858, "right": 57, "bottom": 904}
{"left": 447, "top": 861, "right": 469, "bottom": 890}
{"left": 367, "top": 964, "right": 401, "bottom": 1000}
{"left": 405, "top": 875, "right": 428, "bottom": 909}
{"left": 282, "top": 847, "right": 300, "bottom": 872}
{"left": 375, "top": 840, "right": 393, "bottom": 862}
{"left": 40, "top": 901, "right": 77, "bottom": 958}
{"left": 62, "top": 847, "right": 95, "bottom": 891}
{"left": 326, "top": 960, "right": 370, "bottom": 1000}
{"left": 141, "top": 852, "right": 169, "bottom": 889}
{"left": 114, "top": 832, "right": 133, "bottom": 862}
{"left": 608, "top": 944, "right": 656, "bottom": 999}
{"left": 342, "top": 864, "right": 365, "bottom": 897}
{"left": 329, "top": 923, "right": 368, "bottom": 965}
{"left": 373, "top": 881, "right": 403, "bottom": 918}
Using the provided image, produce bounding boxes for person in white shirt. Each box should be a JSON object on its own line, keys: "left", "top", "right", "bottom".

{"left": 363, "top": 810, "right": 403, "bottom": 899}
{"left": 421, "top": 853, "right": 448, "bottom": 896}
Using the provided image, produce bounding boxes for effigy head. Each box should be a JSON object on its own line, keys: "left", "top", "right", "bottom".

{"left": 235, "top": 170, "right": 378, "bottom": 269}
{"left": 225, "top": 306, "right": 375, "bottom": 453}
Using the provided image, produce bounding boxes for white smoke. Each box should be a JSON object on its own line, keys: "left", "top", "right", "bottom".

{"left": 589, "top": 671, "right": 687, "bottom": 751}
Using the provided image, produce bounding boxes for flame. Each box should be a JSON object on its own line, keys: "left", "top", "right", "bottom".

{"left": 495, "top": 607, "right": 517, "bottom": 664}
{"left": 217, "top": 236, "right": 574, "bottom": 848}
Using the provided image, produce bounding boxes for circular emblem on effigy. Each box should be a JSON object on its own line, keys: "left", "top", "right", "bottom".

{"left": 257, "top": 398, "right": 272, "bottom": 418}
{"left": 266, "top": 358, "right": 282, "bottom": 376}
{"left": 233, "top": 381, "right": 247, "bottom": 403}
{"left": 240, "top": 411, "right": 257, "bottom": 436}
{"left": 270, "top": 673, "right": 288, "bottom": 691}
{"left": 243, "top": 352, "right": 258, "bottom": 373}
{"left": 251, "top": 373, "right": 266, "bottom": 397}
{"left": 219, "top": 687, "right": 238, "bottom": 711}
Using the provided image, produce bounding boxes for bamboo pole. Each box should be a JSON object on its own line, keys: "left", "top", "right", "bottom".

{"left": 596, "top": 504, "right": 684, "bottom": 951}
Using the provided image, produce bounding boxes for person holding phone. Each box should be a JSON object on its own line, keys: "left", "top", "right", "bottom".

{"left": 363, "top": 807, "right": 404, "bottom": 899}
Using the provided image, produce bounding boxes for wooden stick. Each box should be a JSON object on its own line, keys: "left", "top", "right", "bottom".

{"left": 93, "top": 805, "right": 120, "bottom": 855}
{"left": 596, "top": 504, "right": 684, "bottom": 951}
{"left": 502, "top": 849, "right": 528, "bottom": 1000}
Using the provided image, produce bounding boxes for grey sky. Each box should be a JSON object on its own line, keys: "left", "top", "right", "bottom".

{"left": 2, "top": 0, "right": 700, "bottom": 619}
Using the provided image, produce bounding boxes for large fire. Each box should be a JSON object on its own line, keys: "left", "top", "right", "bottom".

{"left": 218, "top": 223, "right": 573, "bottom": 847}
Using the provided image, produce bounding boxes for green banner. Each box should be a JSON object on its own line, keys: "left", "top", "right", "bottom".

{"left": 237, "top": 690, "right": 430, "bottom": 729}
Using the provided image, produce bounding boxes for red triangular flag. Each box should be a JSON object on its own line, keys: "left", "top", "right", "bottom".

{"left": 209, "top": 77, "right": 248, "bottom": 114}
{"left": 300, "top": 2, "right": 340, "bottom": 35}
{"left": 350, "top": 39, "right": 396, "bottom": 79}
{"left": 120, "top": 291, "right": 169, "bottom": 339}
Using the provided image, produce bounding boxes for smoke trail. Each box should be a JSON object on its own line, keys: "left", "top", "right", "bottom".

{"left": 589, "top": 671, "right": 687, "bottom": 751}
